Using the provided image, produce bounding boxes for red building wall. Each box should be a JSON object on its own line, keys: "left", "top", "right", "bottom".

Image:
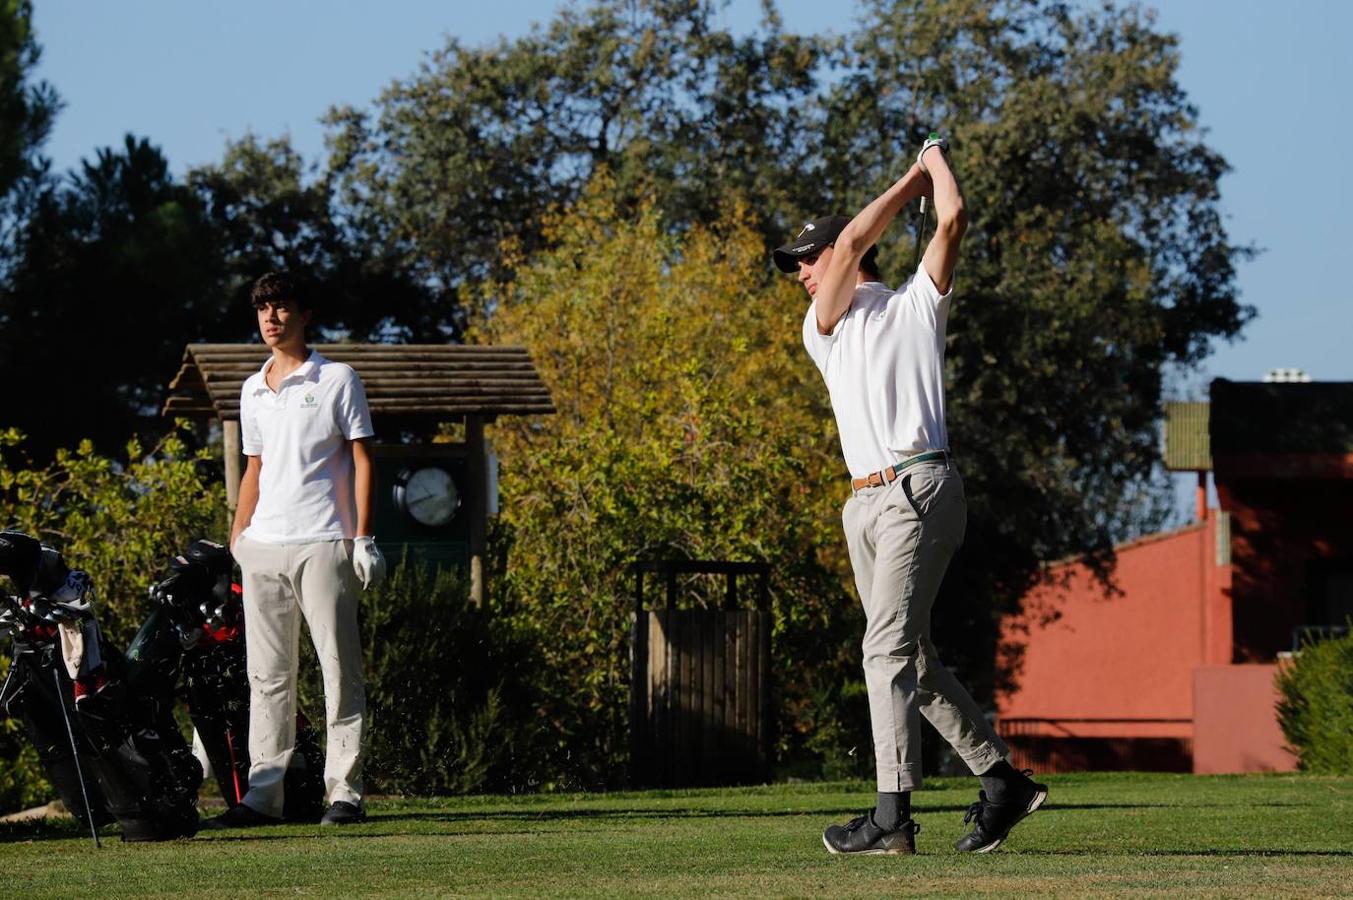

{"left": 996, "top": 518, "right": 1232, "bottom": 771}
{"left": 1193, "top": 664, "right": 1298, "bottom": 774}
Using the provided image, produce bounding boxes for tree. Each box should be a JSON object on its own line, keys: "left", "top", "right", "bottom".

{"left": 188, "top": 135, "right": 440, "bottom": 342}
{"left": 481, "top": 181, "right": 866, "bottom": 784}
{"left": 0, "top": 131, "right": 437, "bottom": 460}
{"left": 0, "top": 0, "right": 1253, "bottom": 781}
{"left": 324, "top": 0, "right": 831, "bottom": 332}
{"left": 0, "top": 137, "right": 232, "bottom": 459}
{"left": 0, "top": 0, "right": 59, "bottom": 271}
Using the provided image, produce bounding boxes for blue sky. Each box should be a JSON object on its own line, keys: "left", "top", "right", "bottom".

{"left": 30, "top": 0, "right": 1352, "bottom": 393}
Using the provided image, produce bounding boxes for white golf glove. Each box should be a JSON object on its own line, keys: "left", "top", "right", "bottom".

{"left": 916, "top": 132, "right": 949, "bottom": 173}
{"left": 352, "top": 536, "right": 387, "bottom": 590}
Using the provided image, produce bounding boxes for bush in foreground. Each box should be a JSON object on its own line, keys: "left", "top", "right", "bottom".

{"left": 1276, "top": 629, "right": 1353, "bottom": 773}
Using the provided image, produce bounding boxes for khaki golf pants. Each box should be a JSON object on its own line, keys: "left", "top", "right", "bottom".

{"left": 843, "top": 460, "right": 1008, "bottom": 791}
{"left": 234, "top": 537, "right": 366, "bottom": 816}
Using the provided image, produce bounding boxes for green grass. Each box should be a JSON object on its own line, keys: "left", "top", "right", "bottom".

{"left": 2, "top": 773, "right": 1349, "bottom": 897}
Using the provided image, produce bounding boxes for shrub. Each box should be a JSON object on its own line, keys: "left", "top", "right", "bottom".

{"left": 0, "top": 427, "right": 224, "bottom": 811}
{"left": 1276, "top": 630, "right": 1353, "bottom": 774}
{"left": 0, "top": 427, "right": 226, "bottom": 645}
{"left": 0, "top": 717, "right": 47, "bottom": 812}
{"left": 297, "top": 553, "right": 542, "bottom": 796}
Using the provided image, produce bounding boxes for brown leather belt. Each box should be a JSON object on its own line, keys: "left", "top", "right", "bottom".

{"left": 851, "top": 450, "right": 949, "bottom": 492}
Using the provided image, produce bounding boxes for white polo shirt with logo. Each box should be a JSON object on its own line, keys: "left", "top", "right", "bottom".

{"left": 240, "top": 350, "right": 375, "bottom": 544}
{"left": 803, "top": 264, "right": 952, "bottom": 479}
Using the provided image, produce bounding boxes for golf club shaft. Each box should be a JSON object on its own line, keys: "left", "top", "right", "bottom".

{"left": 52, "top": 667, "right": 100, "bottom": 848}
{"left": 913, "top": 196, "right": 928, "bottom": 269}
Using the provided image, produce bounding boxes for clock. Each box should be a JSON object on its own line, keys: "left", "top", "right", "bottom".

{"left": 392, "top": 466, "right": 460, "bottom": 527}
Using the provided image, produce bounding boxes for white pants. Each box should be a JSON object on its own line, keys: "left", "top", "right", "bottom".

{"left": 235, "top": 537, "right": 366, "bottom": 816}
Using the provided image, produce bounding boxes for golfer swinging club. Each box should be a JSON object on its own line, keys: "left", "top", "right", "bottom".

{"left": 774, "top": 136, "right": 1047, "bottom": 854}
{"left": 207, "top": 272, "right": 386, "bottom": 829}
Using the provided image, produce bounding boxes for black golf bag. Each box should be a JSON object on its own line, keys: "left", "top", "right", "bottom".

{"left": 0, "top": 531, "right": 201, "bottom": 841}
{"left": 0, "top": 628, "right": 113, "bottom": 831}
{"left": 126, "top": 539, "right": 325, "bottom": 822}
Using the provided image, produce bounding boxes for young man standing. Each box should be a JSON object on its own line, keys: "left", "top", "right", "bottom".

{"left": 208, "top": 272, "right": 387, "bottom": 829}
{"left": 774, "top": 138, "right": 1047, "bottom": 855}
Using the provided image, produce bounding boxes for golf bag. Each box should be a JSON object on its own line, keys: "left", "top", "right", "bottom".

{"left": 0, "top": 622, "right": 113, "bottom": 831}
{"left": 126, "top": 539, "right": 325, "bottom": 822}
{"left": 0, "top": 531, "right": 201, "bottom": 841}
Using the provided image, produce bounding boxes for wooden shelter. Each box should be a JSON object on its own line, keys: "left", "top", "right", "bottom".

{"left": 162, "top": 343, "right": 555, "bottom": 604}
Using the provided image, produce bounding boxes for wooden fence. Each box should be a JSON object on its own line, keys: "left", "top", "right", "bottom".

{"left": 629, "top": 561, "right": 771, "bottom": 788}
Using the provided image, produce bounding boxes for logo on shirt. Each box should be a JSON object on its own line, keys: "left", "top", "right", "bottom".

{"left": 299, "top": 392, "right": 318, "bottom": 409}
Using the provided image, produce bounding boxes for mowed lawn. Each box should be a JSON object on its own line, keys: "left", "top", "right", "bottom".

{"left": 2, "top": 773, "right": 1349, "bottom": 897}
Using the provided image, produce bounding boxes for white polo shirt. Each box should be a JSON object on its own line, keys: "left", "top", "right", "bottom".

{"left": 803, "top": 264, "right": 952, "bottom": 479}
{"left": 240, "top": 350, "right": 375, "bottom": 543}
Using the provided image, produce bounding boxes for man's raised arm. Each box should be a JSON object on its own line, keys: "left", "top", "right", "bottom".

{"left": 814, "top": 165, "right": 932, "bottom": 334}
{"left": 918, "top": 144, "right": 967, "bottom": 295}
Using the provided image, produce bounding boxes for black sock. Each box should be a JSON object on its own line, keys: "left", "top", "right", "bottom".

{"left": 978, "top": 759, "right": 1024, "bottom": 802}
{"left": 874, "top": 791, "right": 910, "bottom": 830}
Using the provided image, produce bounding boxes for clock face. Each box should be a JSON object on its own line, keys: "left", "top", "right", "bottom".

{"left": 399, "top": 467, "right": 460, "bottom": 527}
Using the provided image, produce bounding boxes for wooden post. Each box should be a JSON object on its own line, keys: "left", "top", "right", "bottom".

{"left": 466, "top": 415, "right": 488, "bottom": 607}
{"left": 223, "top": 419, "right": 242, "bottom": 514}
{"left": 629, "top": 607, "right": 650, "bottom": 787}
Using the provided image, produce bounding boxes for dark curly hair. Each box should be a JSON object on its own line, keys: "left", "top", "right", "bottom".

{"left": 250, "top": 272, "right": 313, "bottom": 312}
{"left": 861, "top": 245, "right": 881, "bottom": 280}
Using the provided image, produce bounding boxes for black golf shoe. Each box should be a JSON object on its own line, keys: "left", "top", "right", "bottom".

{"left": 320, "top": 801, "right": 367, "bottom": 826}
{"left": 954, "top": 779, "right": 1048, "bottom": 853}
{"left": 823, "top": 812, "right": 920, "bottom": 855}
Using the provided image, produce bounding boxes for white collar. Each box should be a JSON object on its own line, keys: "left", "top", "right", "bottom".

{"left": 252, "top": 349, "right": 321, "bottom": 395}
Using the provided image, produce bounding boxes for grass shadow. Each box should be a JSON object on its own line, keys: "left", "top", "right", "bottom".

{"left": 1021, "top": 848, "right": 1353, "bottom": 858}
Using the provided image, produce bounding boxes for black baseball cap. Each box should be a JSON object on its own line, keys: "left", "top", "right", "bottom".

{"left": 773, "top": 215, "right": 859, "bottom": 272}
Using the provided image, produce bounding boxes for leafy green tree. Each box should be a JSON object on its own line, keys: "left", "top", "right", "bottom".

{"left": 0, "top": 427, "right": 225, "bottom": 644}
{"left": 0, "top": 427, "right": 224, "bottom": 810}
{"left": 1276, "top": 633, "right": 1353, "bottom": 774}
{"left": 0, "top": 0, "right": 1255, "bottom": 786}
{"left": 0, "top": 132, "right": 434, "bottom": 460}
{"left": 320, "top": 0, "right": 1251, "bottom": 771}
{"left": 481, "top": 182, "right": 864, "bottom": 784}
{"left": 324, "top": 0, "right": 830, "bottom": 330}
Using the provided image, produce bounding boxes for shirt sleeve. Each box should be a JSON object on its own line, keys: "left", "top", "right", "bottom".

{"left": 802, "top": 301, "right": 843, "bottom": 372}
{"left": 899, "top": 263, "right": 954, "bottom": 331}
{"left": 240, "top": 379, "right": 263, "bottom": 456}
{"left": 335, "top": 368, "right": 375, "bottom": 441}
